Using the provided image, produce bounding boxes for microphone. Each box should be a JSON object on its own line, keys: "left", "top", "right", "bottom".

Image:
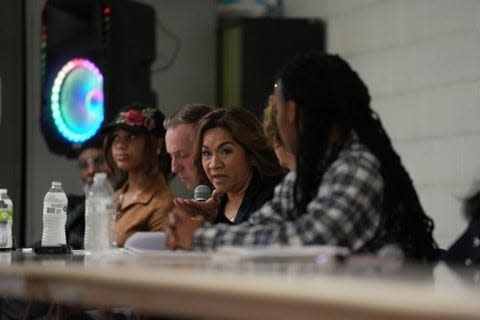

{"left": 194, "top": 185, "right": 211, "bottom": 202}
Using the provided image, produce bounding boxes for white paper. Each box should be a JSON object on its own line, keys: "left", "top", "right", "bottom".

{"left": 213, "top": 245, "right": 350, "bottom": 262}
{"left": 124, "top": 231, "right": 167, "bottom": 252}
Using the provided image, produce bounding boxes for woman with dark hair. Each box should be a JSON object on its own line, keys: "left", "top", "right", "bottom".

{"left": 101, "top": 104, "right": 174, "bottom": 247}
{"left": 166, "top": 53, "right": 438, "bottom": 261}
{"left": 175, "top": 107, "right": 284, "bottom": 224}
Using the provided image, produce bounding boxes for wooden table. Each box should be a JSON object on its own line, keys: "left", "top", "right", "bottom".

{"left": 0, "top": 250, "right": 479, "bottom": 319}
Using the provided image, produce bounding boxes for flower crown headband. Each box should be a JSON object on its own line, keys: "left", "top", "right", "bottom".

{"left": 116, "top": 107, "right": 157, "bottom": 131}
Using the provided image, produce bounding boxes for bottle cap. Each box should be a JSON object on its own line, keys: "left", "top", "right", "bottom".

{"left": 94, "top": 172, "right": 107, "bottom": 180}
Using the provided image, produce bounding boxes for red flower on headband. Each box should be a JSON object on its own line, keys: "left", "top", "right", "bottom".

{"left": 144, "top": 118, "right": 155, "bottom": 131}
{"left": 115, "top": 107, "right": 158, "bottom": 132}
{"left": 124, "top": 109, "right": 145, "bottom": 126}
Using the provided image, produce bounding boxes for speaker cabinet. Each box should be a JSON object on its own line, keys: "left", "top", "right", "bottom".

{"left": 218, "top": 17, "right": 325, "bottom": 118}
{"left": 40, "top": 0, "right": 156, "bottom": 157}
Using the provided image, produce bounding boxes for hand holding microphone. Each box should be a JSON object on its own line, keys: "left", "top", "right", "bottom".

{"left": 173, "top": 185, "right": 221, "bottom": 223}
{"left": 194, "top": 185, "right": 211, "bottom": 202}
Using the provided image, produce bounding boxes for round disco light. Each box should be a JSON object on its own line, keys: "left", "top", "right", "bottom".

{"left": 50, "top": 58, "right": 104, "bottom": 143}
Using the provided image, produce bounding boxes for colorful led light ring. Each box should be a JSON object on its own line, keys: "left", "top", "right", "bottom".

{"left": 50, "top": 58, "right": 104, "bottom": 143}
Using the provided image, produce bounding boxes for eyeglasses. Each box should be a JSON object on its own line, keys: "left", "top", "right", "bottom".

{"left": 78, "top": 156, "right": 105, "bottom": 170}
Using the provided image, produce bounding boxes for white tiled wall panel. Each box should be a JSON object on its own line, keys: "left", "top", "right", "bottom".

{"left": 395, "top": 135, "right": 480, "bottom": 186}
{"left": 345, "top": 33, "right": 480, "bottom": 97}
{"left": 329, "top": 1, "right": 402, "bottom": 55}
{"left": 347, "top": 52, "right": 394, "bottom": 96}
{"left": 284, "top": 0, "right": 480, "bottom": 247}
{"left": 400, "top": 0, "right": 480, "bottom": 44}
{"left": 374, "top": 81, "right": 480, "bottom": 141}
{"left": 417, "top": 184, "right": 470, "bottom": 248}
{"left": 284, "top": 0, "right": 379, "bottom": 18}
{"left": 389, "top": 33, "right": 480, "bottom": 94}
{"left": 328, "top": 1, "right": 480, "bottom": 56}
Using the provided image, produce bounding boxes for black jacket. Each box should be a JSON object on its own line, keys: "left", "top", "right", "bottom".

{"left": 215, "top": 171, "right": 283, "bottom": 224}
{"left": 443, "top": 217, "right": 480, "bottom": 265}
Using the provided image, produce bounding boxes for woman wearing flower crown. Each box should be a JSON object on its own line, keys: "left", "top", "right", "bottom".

{"left": 101, "top": 103, "right": 174, "bottom": 247}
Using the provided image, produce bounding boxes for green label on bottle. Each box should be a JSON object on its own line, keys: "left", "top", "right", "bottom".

{"left": 0, "top": 210, "right": 12, "bottom": 223}
{"left": 45, "top": 202, "right": 67, "bottom": 214}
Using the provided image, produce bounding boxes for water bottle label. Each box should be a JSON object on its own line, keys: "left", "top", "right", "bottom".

{"left": 0, "top": 210, "right": 12, "bottom": 223}
{"left": 44, "top": 202, "right": 67, "bottom": 214}
{"left": 0, "top": 225, "right": 6, "bottom": 246}
{"left": 0, "top": 221, "right": 12, "bottom": 247}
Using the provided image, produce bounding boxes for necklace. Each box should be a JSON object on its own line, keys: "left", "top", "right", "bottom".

{"left": 118, "top": 177, "right": 154, "bottom": 211}
{"left": 118, "top": 189, "right": 143, "bottom": 210}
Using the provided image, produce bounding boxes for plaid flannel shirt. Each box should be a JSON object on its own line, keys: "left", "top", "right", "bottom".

{"left": 193, "top": 136, "right": 384, "bottom": 252}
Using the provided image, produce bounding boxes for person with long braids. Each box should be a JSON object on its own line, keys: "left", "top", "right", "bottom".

{"left": 166, "top": 52, "right": 438, "bottom": 261}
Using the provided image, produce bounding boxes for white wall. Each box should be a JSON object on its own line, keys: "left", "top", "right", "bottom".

{"left": 284, "top": 0, "right": 480, "bottom": 248}
{"left": 24, "top": 0, "right": 216, "bottom": 244}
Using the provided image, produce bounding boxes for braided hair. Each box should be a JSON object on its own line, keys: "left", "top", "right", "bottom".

{"left": 276, "top": 52, "right": 438, "bottom": 261}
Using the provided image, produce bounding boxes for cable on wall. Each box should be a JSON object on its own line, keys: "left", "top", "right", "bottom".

{"left": 151, "top": 17, "right": 181, "bottom": 73}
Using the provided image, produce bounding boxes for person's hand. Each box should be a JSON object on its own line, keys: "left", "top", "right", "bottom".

{"left": 165, "top": 207, "right": 205, "bottom": 250}
{"left": 173, "top": 190, "right": 222, "bottom": 223}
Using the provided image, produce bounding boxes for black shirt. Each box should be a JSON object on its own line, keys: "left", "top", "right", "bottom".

{"left": 443, "top": 217, "right": 480, "bottom": 265}
{"left": 215, "top": 171, "right": 284, "bottom": 224}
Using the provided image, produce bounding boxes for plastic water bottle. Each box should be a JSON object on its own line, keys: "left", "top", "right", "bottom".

{"left": 0, "top": 189, "right": 13, "bottom": 250}
{"left": 84, "top": 172, "right": 116, "bottom": 251}
{"left": 41, "top": 181, "right": 68, "bottom": 246}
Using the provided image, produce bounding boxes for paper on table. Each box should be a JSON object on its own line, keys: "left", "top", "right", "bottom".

{"left": 124, "top": 231, "right": 167, "bottom": 252}
{"left": 213, "top": 245, "right": 350, "bottom": 262}
{"left": 122, "top": 231, "right": 212, "bottom": 261}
